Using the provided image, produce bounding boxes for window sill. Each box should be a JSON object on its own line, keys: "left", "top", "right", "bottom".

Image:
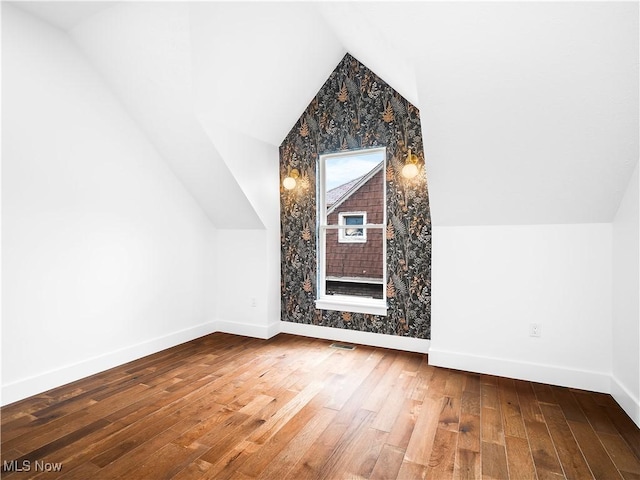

{"left": 315, "top": 296, "right": 387, "bottom": 316}
{"left": 325, "top": 276, "right": 384, "bottom": 284}
{"left": 338, "top": 238, "right": 367, "bottom": 244}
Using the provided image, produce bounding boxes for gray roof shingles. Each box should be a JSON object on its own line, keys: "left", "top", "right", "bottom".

{"left": 326, "top": 176, "right": 364, "bottom": 207}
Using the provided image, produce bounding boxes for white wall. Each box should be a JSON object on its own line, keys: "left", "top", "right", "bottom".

{"left": 430, "top": 223, "right": 613, "bottom": 393}
{"left": 1, "top": 5, "right": 217, "bottom": 405}
{"left": 612, "top": 163, "right": 640, "bottom": 426}
{"left": 200, "top": 121, "right": 282, "bottom": 340}
{"left": 215, "top": 230, "right": 279, "bottom": 340}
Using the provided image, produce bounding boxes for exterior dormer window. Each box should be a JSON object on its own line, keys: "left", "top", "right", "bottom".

{"left": 338, "top": 212, "right": 366, "bottom": 243}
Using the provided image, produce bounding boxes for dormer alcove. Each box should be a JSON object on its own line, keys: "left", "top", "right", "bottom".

{"left": 279, "top": 53, "right": 432, "bottom": 339}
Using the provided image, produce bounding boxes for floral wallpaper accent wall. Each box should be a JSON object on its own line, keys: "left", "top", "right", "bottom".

{"left": 279, "top": 53, "right": 432, "bottom": 339}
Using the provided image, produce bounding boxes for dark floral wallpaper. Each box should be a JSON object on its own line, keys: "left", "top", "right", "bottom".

{"left": 279, "top": 53, "right": 431, "bottom": 339}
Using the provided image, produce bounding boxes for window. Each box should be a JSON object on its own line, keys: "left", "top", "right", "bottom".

{"left": 316, "top": 148, "right": 387, "bottom": 316}
{"left": 338, "top": 212, "right": 366, "bottom": 243}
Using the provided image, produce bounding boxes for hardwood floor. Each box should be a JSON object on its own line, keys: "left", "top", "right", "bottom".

{"left": 2, "top": 332, "right": 639, "bottom": 479}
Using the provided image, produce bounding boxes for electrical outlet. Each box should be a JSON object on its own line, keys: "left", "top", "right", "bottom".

{"left": 529, "top": 323, "right": 541, "bottom": 337}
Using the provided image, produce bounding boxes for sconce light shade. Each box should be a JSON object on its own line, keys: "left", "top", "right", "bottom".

{"left": 401, "top": 150, "right": 419, "bottom": 179}
{"left": 283, "top": 168, "right": 300, "bottom": 190}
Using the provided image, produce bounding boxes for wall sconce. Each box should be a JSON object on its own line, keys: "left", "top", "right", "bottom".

{"left": 401, "top": 149, "right": 419, "bottom": 179}
{"left": 283, "top": 168, "right": 300, "bottom": 190}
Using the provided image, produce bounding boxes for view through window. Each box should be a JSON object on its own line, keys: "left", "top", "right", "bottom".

{"left": 317, "top": 148, "right": 387, "bottom": 315}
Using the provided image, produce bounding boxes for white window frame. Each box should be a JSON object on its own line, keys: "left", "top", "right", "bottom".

{"left": 338, "top": 212, "right": 367, "bottom": 243}
{"left": 316, "top": 147, "right": 387, "bottom": 316}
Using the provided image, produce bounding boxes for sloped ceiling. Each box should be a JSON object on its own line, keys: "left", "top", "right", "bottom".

{"left": 8, "top": 1, "right": 639, "bottom": 227}
{"left": 67, "top": 2, "right": 264, "bottom": 229}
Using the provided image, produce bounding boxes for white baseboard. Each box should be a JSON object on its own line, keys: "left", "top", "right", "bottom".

{"left": 1, "top": 321, "right": 218, "bottom": 406}
{"left": 279, "top": 321, "right": 430, "bottom": 354}
{"left": 428, "top": 347, "right": 611, "bottom": 394}
{"left": 5, "top": 319, "right": 637, "bottom": 429}
{"left": 1, "top": 319, "right": 280, "bottom": 406}
{"left": 611, "top": 375, "right": 640, "bottom": 428}
{"left": 215, "top": 319, "right": 280, "bottom": 340}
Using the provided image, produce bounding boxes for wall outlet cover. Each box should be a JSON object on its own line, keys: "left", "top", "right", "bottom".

{"left": 529, "top": 323, "right": 542, "bottom": 337}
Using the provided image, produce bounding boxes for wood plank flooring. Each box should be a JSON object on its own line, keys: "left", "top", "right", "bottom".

{"left": 1, "top": 333, "right": 639, "bottom": 479}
